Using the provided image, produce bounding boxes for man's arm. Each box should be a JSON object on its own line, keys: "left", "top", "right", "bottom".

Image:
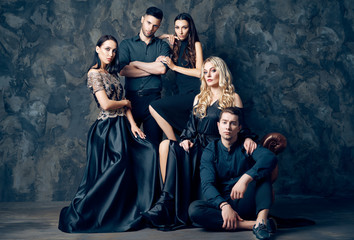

{"left": 129, "top": 40, "right": 171, "bottom": 75}
{"left": 200, "top": 145, "right": 226, "bottom": 208}
{"left": 230, "top": 173, "right": 253, "bottom": 200}
{"left": 245, "top": 146, "right": 278, "bottom": 181}
{"left": 130, "top": 60, "right": 167, "bottom": 75}
{"left": 119, "top": 64, "right": 151, "bottom": 77}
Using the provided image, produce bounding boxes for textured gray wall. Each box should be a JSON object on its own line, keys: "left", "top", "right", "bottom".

{"left": 0, "top": 0, "right": 353, "bottom": 201}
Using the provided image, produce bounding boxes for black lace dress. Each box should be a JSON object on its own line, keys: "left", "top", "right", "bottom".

{"left": 58, "top": 71, "right": 160, "bottom": 233}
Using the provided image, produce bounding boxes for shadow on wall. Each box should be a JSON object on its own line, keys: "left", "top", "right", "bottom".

{"left": 0, "top": 0, "right": 353, "bottom": 201}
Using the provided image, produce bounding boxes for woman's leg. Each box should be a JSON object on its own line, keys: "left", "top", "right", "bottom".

{"left": 149, "top": 105, "right": 177, "bottom": 141}
{"left": 159, "top": 140, "right": 170, "bottom": 183}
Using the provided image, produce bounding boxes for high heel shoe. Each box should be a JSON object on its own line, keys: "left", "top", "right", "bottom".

{"left": 141, "top": 192, "right": 174, "bottom": 227}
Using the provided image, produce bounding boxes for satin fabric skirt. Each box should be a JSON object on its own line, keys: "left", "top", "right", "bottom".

{"left": 159, "top": 141, "right": 204, "bottom": 230}
{"left": 58, "top": 116, "right": 160, "bottom": 233}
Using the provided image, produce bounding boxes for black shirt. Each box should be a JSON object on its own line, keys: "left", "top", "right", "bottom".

{"left": 118, "top": 34, "right": 171, "bottom": 91}
{"left": 200, "top": 139, "right": 277, "bottom": 208}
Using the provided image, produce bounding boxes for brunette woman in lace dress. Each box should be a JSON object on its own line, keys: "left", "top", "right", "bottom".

{"left": 58, "top": 35, "right": 160, "bottom": 233}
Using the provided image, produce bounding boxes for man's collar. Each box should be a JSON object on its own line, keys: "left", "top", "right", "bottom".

{"left": 133, "top": 33, "right": 157, "bottom": 43}
{"left": 133, "top": 34, "right": 140, "bottom": 41}
{"left": 218, "top": 139, "right": 240, "bottom": 152}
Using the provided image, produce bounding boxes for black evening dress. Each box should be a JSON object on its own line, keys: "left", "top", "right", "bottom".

{"left": 150, "top": 39, "right": 200, "bottom": 132}
{"left": 146, "top": 100, "right": 222, "bottom": 230}
{"left": 58, "top": 71, "right": 160, "bottom": 233}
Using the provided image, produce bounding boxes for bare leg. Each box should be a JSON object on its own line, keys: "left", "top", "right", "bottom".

{"left": 255, "top": 209, "right": 269, "bottom": 226}
{"left": 237, "top": 220, "right": 256, "bottom": 230}
{"left": 149, "top": 105, "right": 177, "bottom": 141}
{"left": 159, "top": 140, "right": 170, "bottom": 183}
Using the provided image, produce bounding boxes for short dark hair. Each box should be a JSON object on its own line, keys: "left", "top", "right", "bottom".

{"left": 219, "top": 107, "right": 243, "bottom": 125}
{"left": 145, "top": 6, "right": 163, "bottom": 20}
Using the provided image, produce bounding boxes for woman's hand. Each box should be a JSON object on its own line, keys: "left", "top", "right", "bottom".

{"left": 122, "top": 99, "right": 132, "bottom": 109}
{"left": 161, "top": 56, "right": 176, "bottom": 70}
{"left": 243, "top": 138, "right": 257, "bottom": 155}
{"left": 167, "top": 35, "right": 178, "bottom": 45}
{"left": 159, "top": 34, "right": 177, "bottom": 45}
{"left": 179, "top": 139, "right": 194, "bottom": 152}
{"left": 131, "top": 124, "right": 146, "bottom": 139}
{"left": 155, "top": 55, "right": 165, "bottom": 62}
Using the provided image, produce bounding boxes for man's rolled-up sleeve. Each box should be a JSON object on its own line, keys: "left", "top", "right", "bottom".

{"left": 246, "top": 146, "right": 277, "bottom": 181}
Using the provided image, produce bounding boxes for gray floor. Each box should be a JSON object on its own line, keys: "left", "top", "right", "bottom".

{"left": 1, "top": 195, "right": 353, "bottom": 240}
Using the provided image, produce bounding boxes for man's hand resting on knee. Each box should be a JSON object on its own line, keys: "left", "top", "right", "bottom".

{"left": 221, "top": 204, "right": 244, "bottom": 230}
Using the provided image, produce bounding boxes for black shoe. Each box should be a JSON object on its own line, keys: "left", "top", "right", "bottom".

{"left": 141, "top": 195, "right": 174, "bottom": 227}
{"left": 267, "top": 218, "right": 277, "bottom": 234}
{"left": 253, "top": 222, "right": 270, "bottom": 240}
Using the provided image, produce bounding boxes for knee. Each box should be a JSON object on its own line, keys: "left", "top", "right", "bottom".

{"left": 148, "top": 104, "right": 154, "bottom": 114}
{"left": 159, "top": 139, "right": 170, "bottom": 151}
{"left": 188, "top": 200, "right": 203, "bottom": 223}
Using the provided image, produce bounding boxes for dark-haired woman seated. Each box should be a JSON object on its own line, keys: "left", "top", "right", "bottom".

{"left": 150, "top": 13, "right": 203, "bottom": 140}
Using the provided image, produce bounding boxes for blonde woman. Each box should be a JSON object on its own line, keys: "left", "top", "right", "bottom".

{"left": 142, "top": 56, "right": 257, "bottom": 230}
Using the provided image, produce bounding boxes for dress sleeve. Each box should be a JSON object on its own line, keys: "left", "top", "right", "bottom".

{"left": 87, "top": 71, "right": 104, "bottom": 94}
{"left": 180, "top": 111, "right": 198, "bottom": 141}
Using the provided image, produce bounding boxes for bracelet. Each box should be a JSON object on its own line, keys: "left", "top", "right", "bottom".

{"left": 220, "top": 203, "right": 229, "bottom": 209}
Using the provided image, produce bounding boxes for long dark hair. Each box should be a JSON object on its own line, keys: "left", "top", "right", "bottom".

{"left": 172, "top": 13, "right": 199, "bottom": 68}
{"left": 89, "top": 35, "right": 119, "bottom": 76}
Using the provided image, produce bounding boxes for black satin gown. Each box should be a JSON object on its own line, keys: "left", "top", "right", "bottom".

{"left": 58, "top": 71, "right": 160, "bottom": 233}
{"left": 154, "top": 101, "right": 222, "bottom": 230}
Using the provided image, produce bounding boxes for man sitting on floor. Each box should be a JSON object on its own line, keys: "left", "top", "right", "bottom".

{"left": 188, "top": 107, "right": 277, "bottom": 240}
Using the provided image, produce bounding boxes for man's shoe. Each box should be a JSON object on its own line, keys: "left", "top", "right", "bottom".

{"left": 253, "top": 222, "right": 270, "bottom": 240}
{"left": 267, "top": 217, "right": 277, "bottom": 234}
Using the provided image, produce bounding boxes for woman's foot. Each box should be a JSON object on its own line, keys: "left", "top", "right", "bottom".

{"left": 141, "top": 192, "right": 174, "bottom": 227}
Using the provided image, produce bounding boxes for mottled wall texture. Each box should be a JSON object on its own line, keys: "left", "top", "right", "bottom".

{"left": 0, "top": 0, "right": 353, "bottom": 201}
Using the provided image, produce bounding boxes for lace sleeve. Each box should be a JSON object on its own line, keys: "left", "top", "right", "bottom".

{"left": 87, "top": 71, "right": 104, "bottom": 94}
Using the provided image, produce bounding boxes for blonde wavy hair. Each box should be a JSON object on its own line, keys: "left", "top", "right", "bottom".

{"left": 193, "top": 56, "right": 236, "bottom": 118}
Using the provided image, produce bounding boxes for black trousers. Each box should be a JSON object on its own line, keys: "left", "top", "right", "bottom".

{"left": 126, "top": 91, "right": 162, "bottom": 147}
{"left": 188, "top": 178, "right": 272, "bottom": 230}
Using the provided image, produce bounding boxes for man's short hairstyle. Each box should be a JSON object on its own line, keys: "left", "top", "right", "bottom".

{"left": 145, "top": 6, "right": 163, "bottom": 20}
{"left": 219, "top": 107, "right": 243, "bottom": 125}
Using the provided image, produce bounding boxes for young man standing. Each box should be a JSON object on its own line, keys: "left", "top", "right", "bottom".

{"left": 119, "top": 7, "right": 171, "bottom": 146}
{"left": 188, "top": 107, "right": 277, "bottom": 240}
